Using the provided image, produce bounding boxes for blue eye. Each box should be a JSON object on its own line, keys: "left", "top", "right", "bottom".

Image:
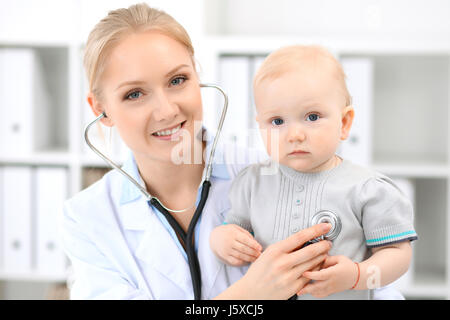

{"left": 271, "top": 118, "right": 284, "bottom": 126}
{"left": 306, "top": 113, "right": 320, "bottom": 121}
{"left": 126, "top": 91, "right": 142, "bottom": 100}
{"left": 170, "top": 76, "right": 186, "bottom": 86}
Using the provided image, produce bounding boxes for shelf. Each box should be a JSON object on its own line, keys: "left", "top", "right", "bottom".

{"left": 0, "top": 272, "right": 67, "bottom": 283}
{"left": 205, "top": 35, "right": 450, "bottom": 56}
{"left": 0, "top": 151, "right": 72, "bottom": 166}
{"left": 373, "top": 163, "right": 450, "bottom": 178}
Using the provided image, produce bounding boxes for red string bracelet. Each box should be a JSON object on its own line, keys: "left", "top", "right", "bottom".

{"left": 351, "top": 262, "right": 360, "bottom": 290}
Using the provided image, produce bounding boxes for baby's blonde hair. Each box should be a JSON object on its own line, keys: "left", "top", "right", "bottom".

{"left": 83, "top": 3, "right": 194, "bottom": 99}
{"left": 254, "top": 45, "right": 351, "bottom": 106}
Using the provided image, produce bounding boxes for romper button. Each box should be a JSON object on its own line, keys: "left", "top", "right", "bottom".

{"left": 296, "top": 185, "right": 304, "bottom": 192}
{"left": 292, "top": 226, "right": 299, "bottom": 233}
{"left": 295, "top": 199, "right": 302, "bottom": 206}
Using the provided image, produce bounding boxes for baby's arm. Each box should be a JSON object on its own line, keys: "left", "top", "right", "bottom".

{"left": 299, "top": 241, "right": 412, "bottom": 297}
{"left": 210, "top": 224, "right": 263, "bottom": 266}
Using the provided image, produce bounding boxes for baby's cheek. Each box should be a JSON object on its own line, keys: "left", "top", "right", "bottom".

{"left": 314, "top": 134, "right": 339, "bottom": 155}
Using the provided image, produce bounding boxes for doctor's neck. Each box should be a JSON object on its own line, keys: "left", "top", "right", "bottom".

{"left": 134, "top": 141, "right": 206, "bottom": 201}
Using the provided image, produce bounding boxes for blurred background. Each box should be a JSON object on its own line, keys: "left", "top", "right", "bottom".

{"left": 0, "top": 0, "right": 449, "bottom": 299}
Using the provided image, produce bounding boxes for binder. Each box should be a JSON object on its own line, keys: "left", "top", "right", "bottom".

{"left": 2, "top": 166, "right": 33, "bottom": 274}
{"left": 35, "top": 167, "right": 68, "bottom": 276}
{"left": 0, "top": 55, "right": 6, "bottom": 156}
{"left": 0, "top": 48, "right": 51, "bottom": 156}
{"left": 219, "top": 56, "right": 250, "bottom": 147}
{"left": 249, "top": 55, "right": 267, "bottom": 153}
{"left": 339, "top": 57, "right": 374, "bottom": 166}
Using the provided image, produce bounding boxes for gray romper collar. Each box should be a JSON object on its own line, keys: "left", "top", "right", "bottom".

{"left": 278, "top": 158, "right": 349, "bottom": 184}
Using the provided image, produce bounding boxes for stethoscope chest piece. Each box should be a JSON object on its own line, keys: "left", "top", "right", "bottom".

{"left": 310, "top": 210, "right": 342, "bottom": 242}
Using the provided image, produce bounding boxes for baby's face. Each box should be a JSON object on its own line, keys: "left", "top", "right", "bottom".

{"left": 255, "top": 70, "right": 353, "bottom": 173}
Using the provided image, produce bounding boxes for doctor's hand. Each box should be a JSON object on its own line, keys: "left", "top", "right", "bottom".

{"left": 215, "top": 223, "right": 332, "bottom": 300}
{"left": 209, "top": 224, "right": 263, "bottom": 266}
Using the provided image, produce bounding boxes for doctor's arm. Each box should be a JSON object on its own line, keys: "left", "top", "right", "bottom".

{"left": 60, "top": 205, "right": 151, "bottom": 300}
{"left": 214, "top": 223, "right": 332, "bottom": 300}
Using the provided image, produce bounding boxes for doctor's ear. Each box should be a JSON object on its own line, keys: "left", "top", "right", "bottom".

{"left": 86, "top": 92, "right": 114, "bottom": 127}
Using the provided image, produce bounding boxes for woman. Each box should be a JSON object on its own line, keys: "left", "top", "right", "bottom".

{"left": 61, "top": 3, "right": 399, "bottom": 299}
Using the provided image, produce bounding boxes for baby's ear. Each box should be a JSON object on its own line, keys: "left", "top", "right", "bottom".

{"left": 86, "top": 92, "right": 114, "bottom": 127}
{"left": 340, "top": 105, "right": 354, "bottom": 140}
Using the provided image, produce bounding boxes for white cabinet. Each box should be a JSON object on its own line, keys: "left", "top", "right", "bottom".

{"left": 0, "top": 166, "right": 69, "bottom": 281}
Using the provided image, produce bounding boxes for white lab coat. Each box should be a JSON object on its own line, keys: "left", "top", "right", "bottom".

{"left": 60, "top": 136, "right": 403, "bottom": 300}
{"left": 60, "top": 137, "right": 261, "bottom": 299}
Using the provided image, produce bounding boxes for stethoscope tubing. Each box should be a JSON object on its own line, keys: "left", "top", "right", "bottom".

{"left": 149, "top": 180, "right": 211, "bottom": 300}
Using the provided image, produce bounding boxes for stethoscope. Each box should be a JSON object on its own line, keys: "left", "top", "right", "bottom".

{"left": 306, "top": 210, "right": 342, "bottom": 244}
{"left": 84, "top": 83, "right": 229, "bottom": 300}
{"left": 288, "top": 210, "right": 342, "bottom": 300}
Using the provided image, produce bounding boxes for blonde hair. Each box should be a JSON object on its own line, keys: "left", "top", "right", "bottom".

{"left": 83, "top": 3, "right": 194, "bottom": 98}
{"left": 254, "top": 45, "right": 351, "bottom": 106}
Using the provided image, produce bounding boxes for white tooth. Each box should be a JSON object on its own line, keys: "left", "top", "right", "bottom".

{"left": 155, "top": 124, "right": 181, "bottom": 136}
{"left": 170, "top": 125, "right": 181, "bottom": 134}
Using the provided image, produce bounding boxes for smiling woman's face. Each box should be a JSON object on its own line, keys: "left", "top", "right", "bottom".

{"left": 90, "top": 30, "right": 203, "bottom": 164}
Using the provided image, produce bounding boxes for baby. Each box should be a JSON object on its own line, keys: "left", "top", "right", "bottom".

{"left": 210, "top": 45, "right": 417, "bottom": 299}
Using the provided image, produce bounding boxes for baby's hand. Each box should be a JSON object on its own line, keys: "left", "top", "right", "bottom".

{"left": 209, "top": 224, "right": 262, "bottom": 266}
{"left": 298, "top": 255, "right": 359, "bottom": 298}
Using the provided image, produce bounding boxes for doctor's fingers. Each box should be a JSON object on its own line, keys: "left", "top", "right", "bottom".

{"left": 289, "top": 256, "right": 326, "bottom": 297}
{"left": 291, "top": 253, "right": 328, "bottom": 279}
{"left": 296, "top": 264, "right": 321, "bottom": 295}
{"left": 279, "top": 223, "right": 332, "bottom": 253}
{"left": 288, "top": 240, "right": 331, "bottom": 269}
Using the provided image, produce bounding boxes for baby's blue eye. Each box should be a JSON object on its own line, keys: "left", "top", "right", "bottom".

{"left": 306, "top": 114, "right": 320, "bottom": 121}
{"left": 271, "top": 118, "right": 284, "bottom": 126}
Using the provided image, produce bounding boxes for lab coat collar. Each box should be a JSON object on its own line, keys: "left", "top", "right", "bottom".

{"left": 119, "top": 126, "right": 230, "bottom": 206}
{"left": 119, "top": 153, "right": 146, "bottom": 205}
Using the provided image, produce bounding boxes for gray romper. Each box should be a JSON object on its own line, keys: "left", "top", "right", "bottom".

{"left": 224, "top": 158, "right": 417, "bottom": 300}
